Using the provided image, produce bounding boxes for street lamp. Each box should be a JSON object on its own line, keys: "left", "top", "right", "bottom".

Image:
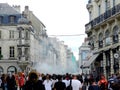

{"left": 80, "top": 65, "right": 83, "bottom": 74}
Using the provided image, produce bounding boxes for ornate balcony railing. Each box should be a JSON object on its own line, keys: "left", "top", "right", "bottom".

{"left": 85, "top": 3, "right": 120, "bottom": 33}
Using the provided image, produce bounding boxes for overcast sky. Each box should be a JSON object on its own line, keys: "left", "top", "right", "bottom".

{"left": 1, "top": 0, "right": 89, "bottom": 60}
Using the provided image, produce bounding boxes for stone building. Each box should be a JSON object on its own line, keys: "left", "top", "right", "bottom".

{"left": 0, "top": 3, "right": 46, "bottom": 74}
{"left": 0, "top": 3, "right": 77, "bottom": 75}
{"left": 79, "top": 38, "right": 90, "bottom": 74}
{"left": 85, "top": 0, "right": 120, "bottom": 78}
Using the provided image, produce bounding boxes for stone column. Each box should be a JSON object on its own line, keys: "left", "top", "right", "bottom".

{"left": 110, "top": 49, "right": 114, "bottom": 74}
{"left": 103, "top": 52, "right": 106, "bottom": 77}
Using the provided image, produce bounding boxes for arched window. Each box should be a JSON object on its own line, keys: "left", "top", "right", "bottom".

{"left": 98, "top": 33, "right": 103, "bottom": 48}
{"left": 113, "top": 25, "right": 119, "bottom": 43}
{"left": 105, "top": 30, "right": 111, "bottom": 45}
{"left": 7, "top": 66, "right": 16, "bottom": 74}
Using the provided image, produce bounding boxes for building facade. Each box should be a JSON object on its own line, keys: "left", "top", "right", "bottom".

{"left": 0, "top": 3, "right": 77, "bottom": 75}
{"left": 79, "top": 38, "right": 90, "bottom": 74}
{"left": 85, "top": 0, "right": 120, "bottom": 78}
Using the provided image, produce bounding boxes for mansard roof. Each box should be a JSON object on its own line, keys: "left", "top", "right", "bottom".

{"left": 0, "top": 3, "right": 20, "bottom": 15}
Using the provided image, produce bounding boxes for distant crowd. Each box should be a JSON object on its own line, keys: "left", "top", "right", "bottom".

{"left": 0, "top": 71, "right": 120, "bottom": 90}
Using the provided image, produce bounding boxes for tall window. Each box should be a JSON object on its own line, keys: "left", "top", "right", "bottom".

{"left": 0, "top": 47, "right": 1, "bottom": 55}
{"left": 105, "top": 0, "right": 110, "bottom": 11}
{"left": 10, "top": 47, "right": 14, "bottom": 57}
{"left": 19, "top": 30, "right": 22, "bottom": 38}
{"left": 25, "top": 48, "right": 29, "bottom": 60}
{"left": 18, "top": 48, "right": 22, "bottom": 56}
{"left": 105, "top": 30, "right": 111, "bottom": 45}
{"left": 25, "top": 30, "right": 29, "bottom": 40}
{"left": 98, "top": 5, "right": 101, "bottom": 16}
{"left": 113, "top": 0, "right": 115, "bottom": 6}
{"left": 99, "top": 33, "right": 103, "bottom": 48}
{"left": 113, "top": 26, "right": 119, "bottom": 43}
{"left": 0, "top": 16, "right": 3, "bottom": 24}
{"left": 89, "top": 11, "right": 92, "bottom": 21}
{"left": 0, "top": 31, "right": 1, "bottom": 39}
{"left": 9, "top": 31, "right": 14, "bottom": 39}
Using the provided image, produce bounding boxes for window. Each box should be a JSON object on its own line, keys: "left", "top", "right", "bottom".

{"left": 89, "top": 12, "right": 92, "bottom": 21}
{"left": 105, "top": 0, "right": 110, "bottom": 11}
{"left": 9, "top": 16, "right": 15, "bottom": 24}
{"left": 19, "top": 30, "right": 22, "bottom": 38}
{"left": 25, "top": 30, "right": 29, "bottom": 40}
{"left": 99, "top": 33, "right": 103, "bottom": 48}
{"left": 0, "top": 16, "right": 3, "bottom": 24}
{"left": 0, "top": 47, "right": 1, "bottom": 55}
{"left": 7, "top": 66, "right": 16, "bottom": 74}
{"left": 105, "top": 30, "right": 111, "bottom": 45}
{"left": 25, "top": 48, "right": 29, "bottom": 60}
{"left": 9, "top": 31, "right": 14, "bottom": 39}
{"left": 98, "top": 5, "right": 101, "bottom": 16}
{"left": 18, "top": 48, "right": 22, "bottom": 56}
{"left": 10, "top": 47, "right": 14, "bottom": 57}
{"left": 113, "top": 0, "right": 115, "bottom": 6}
{"left": 25, "top": 47, "right": 29, "bottom": 54}
{"left": 0, "top": 67, "right": 3, "bottom": 74}
{"left": 0, "top": 31, "right": 1, "bottom": 39}
{"left": 113, "top": 26, "right": 119, "bottom": 43}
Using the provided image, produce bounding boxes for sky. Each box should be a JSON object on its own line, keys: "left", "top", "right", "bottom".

{"left": 1, "top": 0, "right": 89, "bottom": 60}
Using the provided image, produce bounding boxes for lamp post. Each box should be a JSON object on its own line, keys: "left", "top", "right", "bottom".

{"left": 80, "top": 65, "right": 83, "bottom": 74}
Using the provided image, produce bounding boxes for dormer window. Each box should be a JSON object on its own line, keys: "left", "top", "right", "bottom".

{"left": 9, "top": 16, "right": 16, "bottom": 24}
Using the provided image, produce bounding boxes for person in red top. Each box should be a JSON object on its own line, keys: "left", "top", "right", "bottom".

{"left": 98, "top": 75, "right": 108, "bottom": 90}
{"left": 18, "top": 72, "right": 25, "bottom": 90}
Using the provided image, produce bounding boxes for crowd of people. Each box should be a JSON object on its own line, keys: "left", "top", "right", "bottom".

{"left": 0, "top": 71, "right": 120, "bottom": 90}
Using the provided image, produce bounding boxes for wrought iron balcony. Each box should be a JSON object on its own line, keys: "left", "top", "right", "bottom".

{"left": 85, "top": 3, "right": 120, "bottom": 33}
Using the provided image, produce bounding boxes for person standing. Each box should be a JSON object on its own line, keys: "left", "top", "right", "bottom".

{"left": 24, "top": 71, "right": 45, "bottom": 90}
{"left": 6, "top": 73, "right": 17, "bottom": 90}
{"left": 98, "top": 75, "right": 108, "bottom": 90}
{"left": 71, "top": 75, "right": 82, "bottom": 90}
{"left": 88, "top": 79, "right": 101, "bottom": 90}
{"left": 54, "top": 75, "right": 66, "bottom": 90}
{"left": 43, "top": 74, "right": 53, "bottom": 90}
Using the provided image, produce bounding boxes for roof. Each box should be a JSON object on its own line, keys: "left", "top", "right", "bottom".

{"left": 0, "top": 3, "right": 20, "bottom": 15}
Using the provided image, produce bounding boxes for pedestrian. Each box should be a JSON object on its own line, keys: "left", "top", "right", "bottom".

{"left": 43, "top": 74, "right": 53, "bottom": 90}
{"left": 88, "top": 79, "right": 101, "bottom": 90}
{"left": 54, "top": 75, "right": 66, "bottom": 90}
{"left": 1, "top": 74, "right": 7, "bottom": 90}
{"left": 6, "top": 73, "right": 17, "bottom": 90}
{"left": 98, "top": 75, "right": 108, "bottom": 90}
{"left": 24, "top": 71, "right": 45, "bottom": 90}
{"left": 71, "top": 75, "right": 82, "bottom": 90}
{"left": 17, "top": 72, "right": 25, "bottom": 90}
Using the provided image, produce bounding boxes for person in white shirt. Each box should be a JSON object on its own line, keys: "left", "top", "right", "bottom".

{"left": 43, "top": 74, "right": 53, "bottom": 90}
{"left": 71, "top": 75, "right": 82, "bottom": 90}
{"left": 62, "top": 77, "right": 70, "bottom": 87}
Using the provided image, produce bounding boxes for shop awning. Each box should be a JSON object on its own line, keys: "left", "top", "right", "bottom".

{"left": 83, "top": 53, "right": 99, "bottom": 68}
